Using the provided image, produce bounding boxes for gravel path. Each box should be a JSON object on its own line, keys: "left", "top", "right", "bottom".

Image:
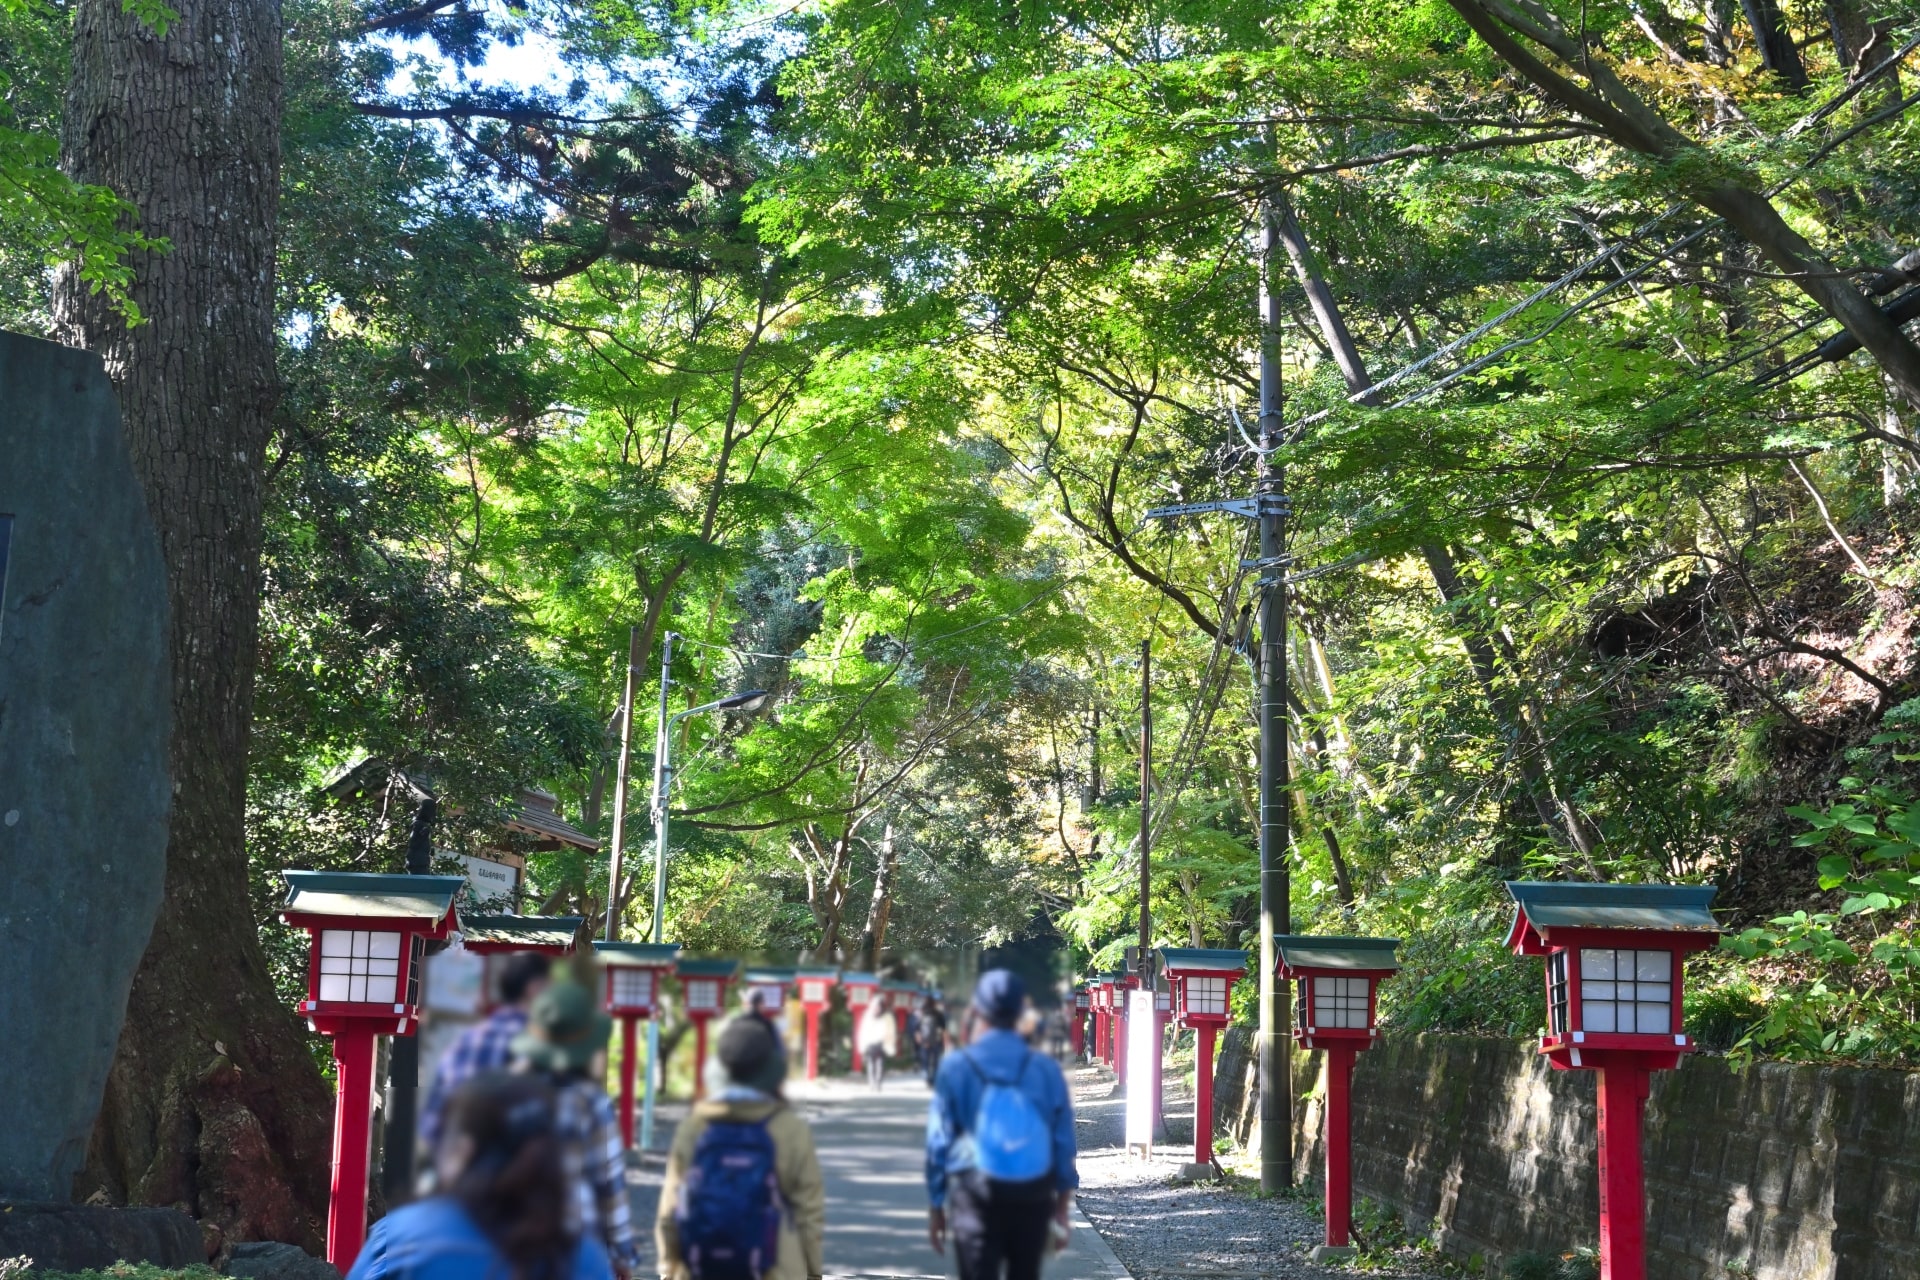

{"left": 1068, "top": 1065, "right": 1450, "bottom": 1279}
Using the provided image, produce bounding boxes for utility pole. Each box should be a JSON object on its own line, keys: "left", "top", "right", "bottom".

{"left": 1138, "top": 638, "right": 1152, "bottom": 973}
{"left": 1138, "top": 196, "right": 1293, "bottom": 1190}
{"left": 603, "top": 625, "right": 643, "bottom": 942}
{"left": 1256, "top": 194, "right": 1294, "bottom": 1194}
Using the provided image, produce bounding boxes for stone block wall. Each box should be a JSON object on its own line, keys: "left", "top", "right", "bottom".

{"left": 1209, "top": 1028, "right": 1920, "bottom": 1278}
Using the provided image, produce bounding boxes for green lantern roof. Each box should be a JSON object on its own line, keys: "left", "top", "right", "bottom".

{"left": 675, "top": 957, "right": 741, "bottom": 979}
{"left": 1157, "top": 947, "right": 1249, "bottom": 973}
{"left": 282, "top": 871, "right": 464, "bottom": 922}
{"left": 1272, "top": 934, "right": 1402, "bottom": 973}
{"left": 593, "top": 941, "right": 682, "bottom": 967}
{"left": 840, "top": 970, "right": 879, "bottom": 986}
{"left": 743, "top": 967, "right": 797, "bottom": 984}
{"left": 461, "top": 914, "right": 583, "bottom": 949}
{"left": 795, "top": 965, "right": 840, "bottom": 980}
{"left": 1505, "top": 881, "right": 1720, "bottom": 936}
{"left": 880, "top": 977, "right": 920, "bottom": 991}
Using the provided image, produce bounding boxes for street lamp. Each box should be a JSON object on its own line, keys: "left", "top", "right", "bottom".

{"left": 629, "top": 639, "right": 768, "bottom": 1149}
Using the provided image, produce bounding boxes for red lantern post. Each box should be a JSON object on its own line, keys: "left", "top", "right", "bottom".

{"left": 459, "top": 914, "right": 583, "bottom": 1009}
{"left": 592, "top": 941, "right": 680, "bottom": 1147}
{"left": 1102, "top": 970, "right": 1136, "bottom": 1083}
{"left": 839, "top": 973, "right": 879, "bottom": 1076}
{"left": 1505, "top": 882, "right": 1720, "bottom": 1280}
{"left": 880, "top": 978, "right": 919, "bottom": 1045}
{"left": 1275, "top": 934, "right": 1402, "bottom": 1264}
{"left": 281, "top": 872, "right": 462, "bottom": 1271}
{"left": 1158, "top": 948, "right": 1247, "bottom": 1179}
{"left": 675, "top": 957, "right": 741, "bottom": 1099}
{"left": 1070, "top": 986, "right": 1090, "bottom": 1058}
{"left": 795, "top": 966, "right": 840, "bottom": 1080}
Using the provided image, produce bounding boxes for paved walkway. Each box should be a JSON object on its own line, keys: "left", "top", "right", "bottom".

{"left": 625, "top": 1070, "right": 1131, "bottom": 1279}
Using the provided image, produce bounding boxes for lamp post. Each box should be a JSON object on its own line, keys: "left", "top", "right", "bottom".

{"left": 1505, "top": 882, "right": 1720, "bottom": 1280}
{"left": 629, "top": 655, "right": 767, "bottom": 1150}
{"left": 279, "top": 871, "right": 462, "bottom": 1270}
{"left": 1275, "top": 935, "right": 1401, "bottom": 1262}
{"left": 1159, "top": 948, "right": 1247, "bottom": 1179}
{"left": 674, "top": 957, "right": 741, "bottom": 1098}
{"left": 840, "top": 973, "right": 879, "bottom": 1075}
{"left": 592, "top": 941, "right": 680, "bottom": 1148}
{"left": 795, "top": 967, "right": 841, "bottom": 1080}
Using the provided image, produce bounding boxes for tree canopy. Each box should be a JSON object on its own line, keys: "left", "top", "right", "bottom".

{"left": 10, "top": 0, "right": 1920, "bottom": 1228}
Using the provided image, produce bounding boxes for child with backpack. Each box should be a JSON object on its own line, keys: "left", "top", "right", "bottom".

{"left": 924, "top": 970, "right": 1080, "bottom": 1280}
{"left": 657, "top": 1014, "right": 826, "bottom": 1280}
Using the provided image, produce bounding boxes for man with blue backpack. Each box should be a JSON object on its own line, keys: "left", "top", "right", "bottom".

{"left": 925, "top": 970, "right": 1080, "bottom": 1280}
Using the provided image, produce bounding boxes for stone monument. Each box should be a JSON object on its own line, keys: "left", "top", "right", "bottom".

{"left": 0, "top": 330, "right": 171, "bottom": 1203}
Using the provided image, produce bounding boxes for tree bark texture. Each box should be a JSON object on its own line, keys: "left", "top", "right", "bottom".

{"left": 53, "top": 0, "right": 333, "bottom": 1248}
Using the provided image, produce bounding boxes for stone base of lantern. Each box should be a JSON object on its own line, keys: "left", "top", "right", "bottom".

{"left": 1178, "top": 1161, "right": 1216, "bottom": 1181}
{"left": 1310, "top": 1245, "right": 1357, "bottom": 1264}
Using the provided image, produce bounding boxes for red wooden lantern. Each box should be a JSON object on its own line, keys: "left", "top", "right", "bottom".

{"left": 1097, "top": 970, "right": 1136, "bottom": 1080}
{"left": 793, "top": 966, "right": 840, "bottom": 1080}
{"left": 1157, "top": 947, "right": 1246, "bottom": 1175}
{"left": 1275, "top": 934, "right": 1401, "bottom": 1263}
{"left": 592, "top": 941, "right": 680, "bottom": 1147}
{"left": 881, "top": 977, "right": 920, "bottom": 1045}
{"left": 459, "top": 914, "right": 582, "bottom": 1010}
{"left": 674, "top": 956, "right": 740, "bottom": 1099}
{"left": 1071, "top": 985, "right": 1090, "bottom": 1058}
{"left": 281, "top": 871, "right": 462, "bottom": 1270}
{"left": 1505, "top": 882, "right": 1720, "bottom": 1280}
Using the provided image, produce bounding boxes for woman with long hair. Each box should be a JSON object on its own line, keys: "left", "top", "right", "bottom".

{"left": 347, "top": 1073, "right": 613, "bottom": 1280}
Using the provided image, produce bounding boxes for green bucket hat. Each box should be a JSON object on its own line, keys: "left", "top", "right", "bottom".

{"left": 511, "top": 979, "right": 612, "bottom": 1073}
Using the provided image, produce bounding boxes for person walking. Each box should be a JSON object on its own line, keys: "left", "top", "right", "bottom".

{"left": 916, "top": 997, "right": 949, "bottom": 1084}
{"left": 925, "top": 970, "right": 1078, "bottom": 1280}
{"left": 511, "top": 980, "right": 642, "bottom": 1279}
{"left": 349, "top": 1072, "right": 612, "bottom": 1280}
{"left": 658, "top": 1014, "right": 826, "bottom": 1280}
{"left": 857, "top": 993, "right": 896, "bottom": 1091}
{"left": 419, "top": 952, "right": 553, "bottom": 1158}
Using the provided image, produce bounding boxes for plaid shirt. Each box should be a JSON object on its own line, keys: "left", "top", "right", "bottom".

{"left": 419, "top": 1006, "right": 527, "bottom": 1154}
{"left": 550, "top": 1073, "right": 641, "bottom": 1273}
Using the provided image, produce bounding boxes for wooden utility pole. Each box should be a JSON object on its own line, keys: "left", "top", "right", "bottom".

{"left": 1256, "top": 194, "right": 1294, "bottom": 1193}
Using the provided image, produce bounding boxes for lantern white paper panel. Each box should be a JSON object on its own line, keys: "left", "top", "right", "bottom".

{"left": 685, "top": 979, "right": 720, "bottom": 1012}
{"left": 801, "top": 980, "right": 828, "bottom": 1004}
{"left": 1578, "top": 948, "right": 1672, "bottom": 1034}
{"left": 611, "top": 968, "right": 655, "bottom": 1009}
{"left": 1185, "top": 976, "right": 1229, "bottom": 1016}
{"left": 1311, "top": 976, "right": 1371, "bottom": 1029}
{"left": 318, "top": 929, "right": 403, "bottom": 1004}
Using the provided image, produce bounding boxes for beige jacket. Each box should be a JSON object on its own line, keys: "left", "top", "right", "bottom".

{"left": 656, "top": 1095, "right": 826, "bottom": 1280}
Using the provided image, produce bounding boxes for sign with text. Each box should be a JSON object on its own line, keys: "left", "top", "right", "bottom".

{"left": 459, "top": 853, "right": 519, "bottom": 905}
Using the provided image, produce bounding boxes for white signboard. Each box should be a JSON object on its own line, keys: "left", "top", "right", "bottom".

{"left": 460, "top": 853, "right": 519, "bottom": 903}
{"left": 1125, "top": 988, "right": 1160, "bottom": 1155}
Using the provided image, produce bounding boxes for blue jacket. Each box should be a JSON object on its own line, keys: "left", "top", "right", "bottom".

{"left": 347, "top": 1196, "right": 614, "bottom": 1280}
{"left": 925, "top": 1030, "right": 1078, "bottom": 1208}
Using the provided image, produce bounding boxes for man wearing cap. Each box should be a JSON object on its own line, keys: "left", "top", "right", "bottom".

{"left": 513, "top": 980, "right": 642, "bottom": 1278}
{"left": 925, "top": 970, "right": 1079, "bottom": 1280}
{"left": 657, "top": 1014, "right": 826, "bottom": 1280}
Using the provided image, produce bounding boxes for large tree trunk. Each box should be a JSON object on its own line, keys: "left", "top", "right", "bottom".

{"left": 53, "top": 0, "right": 332, "bottom": 1249}
{"left": 857, "top": 823, "right": 897, "bottom": 970}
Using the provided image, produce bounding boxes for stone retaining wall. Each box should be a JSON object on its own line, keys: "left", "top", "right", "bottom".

{"left": 1209, "top": 1027, "right": 1920, "bottom": 1278}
